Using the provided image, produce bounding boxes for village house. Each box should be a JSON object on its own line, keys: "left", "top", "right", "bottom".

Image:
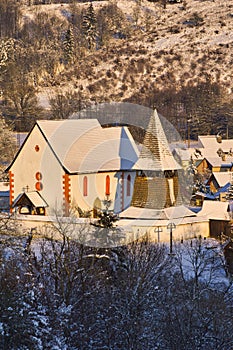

{"left": 189, "top": 136, "right": 233, "bottom": 206}
{"left": 196, "top": 157, "right": 233, "bottom": 175}
{"left": 195, "top": 135, "right": 233, "bottom": 173}
{"left": 173, "top": 134, "right": 233, "bottom": 177}
{"left": 206, "top": 172, "right": 232, "bottom": 195}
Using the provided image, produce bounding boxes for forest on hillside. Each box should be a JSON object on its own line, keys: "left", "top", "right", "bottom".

{"left": 0, "top": 0, "right": 233, "bottom": 138}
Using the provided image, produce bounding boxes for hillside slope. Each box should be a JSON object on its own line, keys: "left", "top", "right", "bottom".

{"left": 33, "top": 0, "right": 233, "bottom": 102}
{"left": 2, "top": 0, "right": 233, "bottom": 136}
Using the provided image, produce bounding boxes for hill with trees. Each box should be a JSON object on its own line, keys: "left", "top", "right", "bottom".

{"left": 0, "top": 0, "right": 233, "bottom": 139}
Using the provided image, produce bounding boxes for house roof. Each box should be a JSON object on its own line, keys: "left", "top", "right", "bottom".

{"left": 13, "top": 191, "right": 48, "bottom": 208}
{"left": 195, "top": 136, "right": 233, "bottom": 169}
{"left": 119, "top": 205, "right": 195, "bottom": 220}
{"left": 209, "top": 172, "right": 233, "bottom": 187}
{"left": 172, "top": 147, "right": 195, "bottom": 162}
{"left": 197, "top": 200, "right": 230, "bottom": 220}
{"left": 198, "top": 135, "right": 233, "bottom": 152}
{"left": 203, "top": 157, "right": 233, "bottom": 168}
{"left": 133, "top": 110, "right": 181, "bottom": 171}
{"left": 63, "top": 125, "right": 139, "bottom": 173}
{"left": 195, "top": 181, "right": 230, "bottom": 200}
{"left": 37, "top": 119, "right": 100, "bottom": 165}
{"left": 38, "top": 119, "right": 139, "bottom": 173}
{"left": 164, "top": 205, "right": 196, "bottom": 219}
{"left": 195, "top": 191, "right": 216, "bottom": 200}
{"left": 117, "top": 215, "right": 208, "bottom": 230}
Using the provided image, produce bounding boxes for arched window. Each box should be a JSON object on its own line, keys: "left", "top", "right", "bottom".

{"left": 105, "top": 175, "right": 110, "bottom": 196}
{"left": 83, "top": 176, "right": 88, "bottom": 196}
{"left": 127, "top": 174, "right": 131, "bottom": 196}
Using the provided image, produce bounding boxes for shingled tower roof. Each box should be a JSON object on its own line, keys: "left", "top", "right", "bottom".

{"left": 133, "top": 109, "right": 181, "bottom": 171}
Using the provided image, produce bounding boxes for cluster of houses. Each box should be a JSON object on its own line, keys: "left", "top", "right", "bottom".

{"left": 1, "top": 109, "right": 233, "bottom": 243}
{"left": 173, "top": 134, "right": 233, "bottom": 207}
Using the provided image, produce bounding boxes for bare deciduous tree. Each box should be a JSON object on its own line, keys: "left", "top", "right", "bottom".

{"left": 49, "top": 89, "right": 87, "bottom": 119}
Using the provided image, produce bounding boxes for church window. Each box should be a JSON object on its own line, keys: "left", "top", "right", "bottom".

{"left": 106, "top": 175, "right": 110, "bottom": 196}
{"left": 83, "top": 176, "right": 88, "bottom": 196}
{"left": 127, "top": 174, "right": 131, "bottom": 196}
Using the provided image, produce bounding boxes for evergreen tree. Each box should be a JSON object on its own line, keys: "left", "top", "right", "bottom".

{"left": 63, "top": 27, "right": 74, "bottom": 64}
{"left": 82, "top": 2, "right": 98, "bottom": 50}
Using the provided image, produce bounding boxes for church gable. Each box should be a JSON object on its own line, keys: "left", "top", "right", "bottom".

{"left": 8, "top": 123, "right": 65, "bottom": 214}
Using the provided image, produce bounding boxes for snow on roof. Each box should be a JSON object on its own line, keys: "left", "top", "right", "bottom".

{"left": 119, "top": 205, "right": 195, "bottom": 220}
{"left": 197, "top": 200, "right": 230, "bottom": 220}
{"left": 204, "top": 157, "right": 233, "bottom": 167}
{"left": 37, "top": 120, "right": 139, "bottom": 173}
{"left": 198, "top": 135, "right": 233, "bottom": 153}
{"left": 133, "top": 110, "right": 181, "bottom": 171}
{"left": 8, "top": 114, "right": 184, "bottom": 174}
{"left": 64, "top": 126, "right": 139, "bottom": 173}
{"left": 119, "top": 206, "right": 167, "bottom": 220}
{"left": 13, "top": 191, "right": 48, "bottom": 208}
{"left": 164, "top": 205, "right": 196, "bottom": 219}
{"left": 0, "top": 182, "right": 9, "bottom": 192}
{"left": 173, "top": 147, "right": 195, "bottom": 162}
{"left": 117, "top": 215, "right": 208, "bottom": 229}
{"left": 37, "top": 119, "right": 100, "bottom": 162}
{"left": 210, "top": 172, "right": 233, "bottom": 187}
{"left": 198, "top": 135, "right": 218, "bottom": 148}
{"left": 26, "top": 191, "right": 48, "bottom": 207}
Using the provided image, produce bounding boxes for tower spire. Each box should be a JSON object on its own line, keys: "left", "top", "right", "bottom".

{"left": 134, "top": 109, "right": 180, "bottom": 171}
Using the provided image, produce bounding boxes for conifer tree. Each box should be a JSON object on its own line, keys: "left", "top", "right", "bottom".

{"left": 82, "top": 2, "right": 98, "bottom": 50}
{"left": 63, "top": 27, "right": 75, "bottom": 64}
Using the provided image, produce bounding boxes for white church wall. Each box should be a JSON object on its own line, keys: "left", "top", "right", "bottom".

{"left": 70, "top": 171, "right": 137, "bottom": 215}
{"left": 11, "top": 125, "right": 64, "bottom": 215}
{"left": 70, "top": 172, "right": 119, "bottom": 214}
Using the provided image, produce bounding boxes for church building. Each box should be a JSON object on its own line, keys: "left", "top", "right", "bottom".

{"left": 7, "top": 110, "right": 181, "bottom": 217}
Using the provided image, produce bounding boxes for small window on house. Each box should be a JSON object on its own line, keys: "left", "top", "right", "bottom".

{"left": 127, "top": 174, "right": 131, "bottom": 196}
{"left": 106, "top": 175, "right": 110, "bottom": 196}
{"left": 83, "top": 176, "right": 88, "bottom": 196}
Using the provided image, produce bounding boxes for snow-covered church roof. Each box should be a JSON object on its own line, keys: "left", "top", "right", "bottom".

{"left": 37, "top": 119, "right": 139, "bottom": 173}
{"left": 8, "top": 109, "right": 181, "bottom": 175}
{"left": 133, "top": 109, "right": 181, "bottom": 171}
